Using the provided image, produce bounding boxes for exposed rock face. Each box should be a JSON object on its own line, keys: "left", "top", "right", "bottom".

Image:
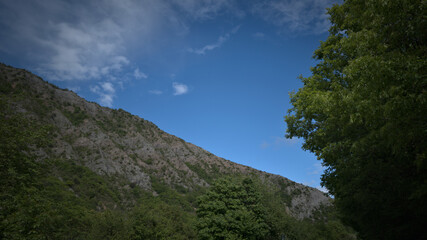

{"left": 0, "top": 63, "right": 330, "bottom": 219}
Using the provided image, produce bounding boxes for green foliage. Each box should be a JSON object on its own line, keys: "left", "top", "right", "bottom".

{"left": 196, "top": 176, "right": 355, "bottom": 240}
{"left": 257, "top": 178, "right": 355, "bottom": 240}
{"left": 96, "top": 114, "right": 128, "bottom": 137}
{"left": 0, "top": 77, "right": 13, "bottom": 93}
{"left": 285, "top": 0, "right": 426, "bottom": 239}
{"left": 50, "top": 159, "right": 121, "bottom": 209}
{"left": 0, "top": 99, "right": 92, "bottom": 239}
{"left": 196, "top": 177, "right": 269, "bottom": 240}
{"left": 185, "top": 162, "right": 221, "bottom": 185}
{"left": 185, "top": 162, "right": 213, "bottom": 183}
{"left": 0, "top": 99, "right": 197, "bottom": 239}
{"left": 130, "top": 198, "right": 196, "bottom": 240}
{"left": 1, "top": 180, "right": 95, "bottom": 239}
{"left": 150, "top": 174, "right": 195, "bottom": 212}
{"left": 62, "top": 105, "right": 89, "bottom": 126}
{"left": 88, "top": 210, "right": 132, "bottom": 240}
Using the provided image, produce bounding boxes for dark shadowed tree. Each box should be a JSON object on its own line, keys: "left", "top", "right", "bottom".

{"left": 285, "top": 0, "right": 426, "bottom": 239}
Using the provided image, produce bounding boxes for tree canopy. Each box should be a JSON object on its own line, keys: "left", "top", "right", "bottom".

{"left": 285, "top": 0, "right": 426, "bottom": 239}
{"left": 196, "top": 177, "right": 269, "bottom": 240}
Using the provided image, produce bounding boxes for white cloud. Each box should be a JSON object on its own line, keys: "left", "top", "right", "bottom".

{"left": 172, "top": 0, "right": 234, "bottom": 20}
{"left": 90, "top": 82, "right": 116, "bottom": 107}
{"left": 253, "top": 32, "right": 265, "bottom": 39}
{"left": 0, "top": 0, "right": 247, "bottom": 82}
{"left": 172, "top": 82, "right": 189, "bottom": 96}
{"left": 149, "top": 90, "right": 163, "bottom": 95}
{"left": 316, "top": 185, "right": 329, "bottom": 193}
{"left": 100, "top": 82, "right": 115, "bottom": 93}
{"left": 0, "top": 0, "right": 337, "bottom": 86}
{"left": 188, "top": 25, "right": 240, "bottom": 55}
{"left": 187, "top": 36, "right": 226, "bottom": 55}
{"left": 302, "top": 180, "right": 329, "bottom": 193}
{"left": 253, "top": 0, "right": 337, "bottom": 35}
{"left": 134, "top": 68, "right": 148, "bottom": 79}
{"left": 35, "top": 18, "right": 130, "bottom": 81}
{"left": 0, "top": 0, "right": 191, "bottom": 81}
{"left": 0, "top": 0, "right": 243, "bottom": 106}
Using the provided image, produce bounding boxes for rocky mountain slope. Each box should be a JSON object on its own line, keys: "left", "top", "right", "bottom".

{"left": 0, "top": 63, "right": 330, "bottom": 219}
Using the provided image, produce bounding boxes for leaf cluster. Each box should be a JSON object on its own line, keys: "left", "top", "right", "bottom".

{"left": 196, "top": 177, "right": 270, "bottom": 240}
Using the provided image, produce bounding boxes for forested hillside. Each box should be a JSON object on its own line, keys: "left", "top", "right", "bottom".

{"left": 0, "top": 63, "right": 355, "bottom": 239}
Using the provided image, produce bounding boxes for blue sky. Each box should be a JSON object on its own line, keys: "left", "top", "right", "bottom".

{"left": 0, "top": 0, "right": 340, "bottom": 192}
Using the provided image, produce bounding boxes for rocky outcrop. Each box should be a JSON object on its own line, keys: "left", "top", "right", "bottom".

{"left": 0, "top": 63, "right": 330, "bottom": 219}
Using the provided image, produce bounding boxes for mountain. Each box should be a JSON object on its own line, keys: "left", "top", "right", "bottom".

{"left": 0, "top": 63, "right": 355, "bottom": 239}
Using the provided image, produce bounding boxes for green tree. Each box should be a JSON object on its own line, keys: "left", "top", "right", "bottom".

{"left": 88, "top": 210, "right": 132, "bottom": 240}
{"left": 130, "top": 198, "right": 196, "bottom": 240}
{"left": 196, "top": 177, "right": 269, "bottom": 240}
{"left": 285, "top": 0, "right": 426, "bottom": 239}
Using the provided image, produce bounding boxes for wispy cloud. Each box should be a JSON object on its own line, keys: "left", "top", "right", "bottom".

{"left": 134, "top": 68, "right": 148, "bottom": 79}
{"left": 260, "top": 141, "right": 270, "bottom": 149}
{"left": 0, "top": 0, "right": 337, "bottom": 85}
{"left": 253, "top": 0, "right": 337, "bottom": 35}
{"left": 90, "top": 82, "right": 116, "bottom": 107}
{"left": 149, "top": 90, "right": 163, "bottom": 95}
{"left": 0, "top": 0, "right": 237, "bottom": 106}
{"left": 2, "top": 1, "right": 132, "bottom": 82}
{"left": 0, "top": 0, "right": 204, "bottom": 82}
{"left": 172, "top": 0, "right": 233, "bottom": 20}
{"left": 172, "top": 82, "right": 189, "bottom": 96}
{"left": 253, "top": 32, "right": 266, "bottom": 39}
{"left": 0, "top": 0, "right": 337, "bottom": 84}
{"left": 187, "top": 36, "right": 227, "bottom": 55}
{"left": 188, "top": 25, "right": 240, "bottom": 55}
